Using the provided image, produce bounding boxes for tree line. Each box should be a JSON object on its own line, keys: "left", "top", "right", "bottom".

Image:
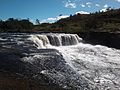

{"left": 56, "top": 8, "right": 120, "bottom": 33}
{"left": 0, "top": 18, "right": 34, "bottom": 32}
{"left": 0, "top": 8, "right": 120, "bottom": 33}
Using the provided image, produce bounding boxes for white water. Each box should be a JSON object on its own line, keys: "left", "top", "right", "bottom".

{"left": 29, "top": 33, "right": 82, "bottom": 48}
{"left": 29, "top": 33, "right": 120, "bottom": 89}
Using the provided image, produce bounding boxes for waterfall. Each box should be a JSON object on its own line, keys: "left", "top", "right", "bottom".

{"left": 29, "top": 35, "right": 50, "bottom": 48}
{"left": 29, "top": 33, "right": 120, "bottom": 90}
{"left": 29, "top": 33, "right": 82, "bottom": 48}
{"left": 1, "top": 33, "right": 120, "bottom": 89}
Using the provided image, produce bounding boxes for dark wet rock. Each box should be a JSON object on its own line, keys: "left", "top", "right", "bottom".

{"left": 0, "top": 47, "right": 93, "bottom": 90}
{"left": 0, "top": 33, "right": 94, "bottom": 90}
{"left": 78, "top": 32, "right": 120, "bottom": 49}
{"left": 0, "top": 47, "right": 68, "bottom": 90}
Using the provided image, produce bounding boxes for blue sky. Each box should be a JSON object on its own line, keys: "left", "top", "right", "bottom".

{"left": 0, "top": 0, "right": 120, "bottom": 23}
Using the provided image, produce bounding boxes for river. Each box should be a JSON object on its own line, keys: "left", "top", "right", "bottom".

{"left": 0, "top": 33, "right": 120, "bottom": 90}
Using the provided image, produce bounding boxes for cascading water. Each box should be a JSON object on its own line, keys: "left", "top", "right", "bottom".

{"left": 0, "top": 33, "right": 120, "bottom": 90}
{"left": 29, "top": 33, "right": 120, "bottom": 90}
{"left": 29, "top": 33, "right": 82, "bottom": 48}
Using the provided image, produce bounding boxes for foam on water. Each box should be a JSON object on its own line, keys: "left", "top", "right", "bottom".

{"left": 53, "top": 43, "right": 120, "bottom": 89}
{"left": 28, "top": 33, "right": 82, "bottom": 48}
{"left": 1, "top": 33, "right": 120, "bottom": 89}
{"left": 29, "top": 33, "right": 120, "bottom": 89}
{"left": 29, "top": 35, "right": 51, "bottom": 49}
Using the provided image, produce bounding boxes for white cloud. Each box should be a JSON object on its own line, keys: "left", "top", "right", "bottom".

{"left": 86, "top": 2, "right": 92, "bottom": 5}
{"left": 95, "top": 4, "right": 100, "bottom": 7}
{"left": 100, "top": 8, "right": 107, "bottom": 12}
{"left": 88, "top": 5, "right": 91, "bottom": 8}
{"left": 40, "top": 15, "right": 69, "bottom": 23}
{"left": 47, "top": 18, "right": 57, "bottom": 21}
{"left": 116, "top": 0, "right": 120, "bottom": 2}
{"left": 64, "top": 0, "right": 77, "bottom": 8}
{"left": 99, "top": 4, "right": 109, "bottom": 12}
{"left": 75, "top": 11, "right": 90, "bottom": 14}
{"left": 30, "top": 19, "right": 36, "bottom": 24}
{"left": 80, "top": 4, "right": 85, "bottom": 7}
{"left": 86, "top": 2, "right": 92, "bottom": 8}
{"left": 104, "top": 4, "right": 108, "bottom": 8}
{"left": 57, "top": 15, "right": 69, "bottom": 20}
{"left": 65, "top": 3, "right": 76, "bottom": 8}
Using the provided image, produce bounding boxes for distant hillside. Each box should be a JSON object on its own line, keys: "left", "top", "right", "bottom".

{"left": 0, "top": 8, "right": 120, "bottom": 33}
{"left": 51, "top": 8, "right": 120, "bottom": 33}
{"left": 0, "top": 18, "right": 34, "bottom": 32}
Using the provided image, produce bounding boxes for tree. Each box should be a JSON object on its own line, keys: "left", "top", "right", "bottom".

{"left": 106, "top": 7, "right": 112, "bottom": 11}
{"left": 7, "top": 18, "right": 14, "bottom": 21}
{"left": 35, "top": 19, "right": 40, "bottom": 25}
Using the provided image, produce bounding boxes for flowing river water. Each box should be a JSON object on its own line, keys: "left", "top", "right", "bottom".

{"left": 0, "top": 33, "right": 120, "bottom": 90}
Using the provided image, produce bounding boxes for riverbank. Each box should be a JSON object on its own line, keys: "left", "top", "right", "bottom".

{"left": 78, "top": 32, "right": 120, "bottom": 49}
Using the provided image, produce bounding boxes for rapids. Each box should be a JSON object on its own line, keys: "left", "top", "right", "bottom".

{"left": 0, "top": 33, "right": 120, "bottom": 89}
{"left": 29, "top": 33, "right": 120, "bottom": 90}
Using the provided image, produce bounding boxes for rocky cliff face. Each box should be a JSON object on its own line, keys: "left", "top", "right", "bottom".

{"left": 79, "top": 32, "right": 120, "bottom": 49}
